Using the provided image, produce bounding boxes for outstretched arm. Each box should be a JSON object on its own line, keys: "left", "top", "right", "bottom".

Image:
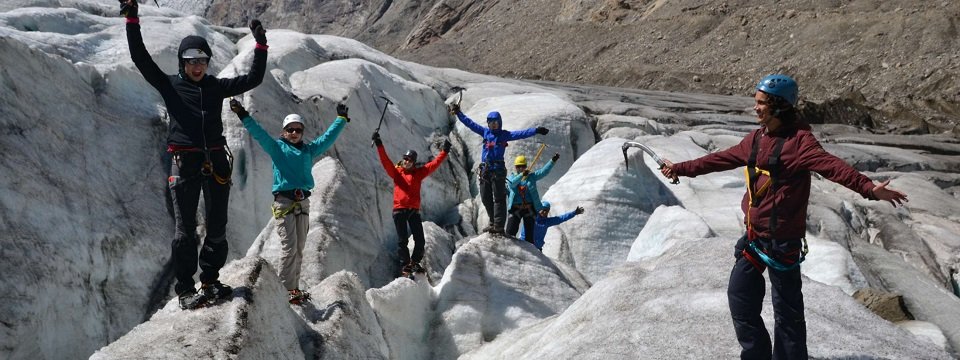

{"left": 455, "top": 112, "right": 488, "bottom": 135}
{"left": 544, "top": 210, "right": 578, "bottom": 227}
{"left": 665, "top": 130, "right": 756, "bottom": 179}
{"left": 796, "top": 133, "right": 907, "bottom": 207}
{"left": 507, "top": 127, "right": 538, "bottom": 141}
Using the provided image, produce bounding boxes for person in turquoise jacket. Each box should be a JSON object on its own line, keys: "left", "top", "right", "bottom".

{"left": 505, "top": 153, "right": 559, "bottom": 242}
{"left": 230, "top": 99, "right": 348, "bottom": 304}
{"left": 519, "top": 201, "right": 585, "bottom": 251}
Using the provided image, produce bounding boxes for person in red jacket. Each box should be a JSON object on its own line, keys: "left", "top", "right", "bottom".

{"left": 373, "top": 132, "right": 451, "bottom": 278}
{"left": 660, "top": 74, "right": 907, "bottom": 360}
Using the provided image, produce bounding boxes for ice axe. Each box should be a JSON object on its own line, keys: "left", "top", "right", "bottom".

{"left": 371, "top": 95, "right": 393, "bottom": 147}
{"left": 622, "top": 141, "right": 678, "bottom": 184}
{"left": 521, "top": 143, "right": 547, "bottom": 181}
{"left": 450, "top": 86, "right": 466, "bottom": 106}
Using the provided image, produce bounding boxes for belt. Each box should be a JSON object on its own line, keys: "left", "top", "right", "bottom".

{"left": 274, "top": 189, "right": 311, "bottom": 201}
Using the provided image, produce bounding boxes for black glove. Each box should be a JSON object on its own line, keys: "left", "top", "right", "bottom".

{"left": 372, "top": 132, "right": 382, "bottom": 146}
{"left": 449, "top": 103, "right": 460, "bottom": 115}
{"left": 229, "top": 99, "right": 249, "bottom": 119}
{"left": 441, "top": 139, "right": 452, "bottom": 152}
{"left": 336, "top": 103, "right": 349, "bottom": 121}
{"left": 119, "top": 0, "right": 138, "bottom": 18}
{"left": 536, "top": 127, "right": 549, "bottom": 135}
{"left": 575, "top": 206, "right": 585, "bottom": 215}
{"left": 250, "top": 19, "right": 267, "bottom": 45}
{"left": 551, "top": 153, "right": 560, "bottom": 162}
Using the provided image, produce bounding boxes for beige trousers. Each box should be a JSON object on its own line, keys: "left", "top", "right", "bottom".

{"left": 273, "top": 196, "right": 309, "bottom": 291}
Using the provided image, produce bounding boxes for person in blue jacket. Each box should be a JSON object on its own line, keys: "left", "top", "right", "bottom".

{"left": 520, "top": 202, "right": 585, "bottom": 251}
{"left": 449, "top": 103, "right": 549, "bottom": 234}
{"left": 230, "top": 99, "right": 348, "bottom": 305}
{"left": 506, "top": 153, "right": 559, "bottom": 241}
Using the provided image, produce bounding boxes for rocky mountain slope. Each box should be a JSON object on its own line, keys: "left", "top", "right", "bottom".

{"left": 191, "top": 0, "right": 960, "bottom": 134}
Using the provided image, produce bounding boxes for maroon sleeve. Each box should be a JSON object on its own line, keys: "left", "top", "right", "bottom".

{"left": 673, "top": 131, "right": 756, "bottom": 177}
{"left": 793, "top": 132, "right": 876, "bottom": 198}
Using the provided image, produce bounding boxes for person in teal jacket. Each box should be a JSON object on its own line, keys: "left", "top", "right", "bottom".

{"left": 519, "top": 201, "right": 585, "bottom": 251}
{"left": 230, "top": 99, "right": 348, "bottom": 304}
{"left": 506, "top": 153, "right": 559, "bottom": 242}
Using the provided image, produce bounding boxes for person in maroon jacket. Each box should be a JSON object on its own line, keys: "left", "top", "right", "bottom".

{"left": 373, "top": 132, "right": 451, "bottom": 278}
{"left": 660, "top": 74, "right": 907, "bottom": 360}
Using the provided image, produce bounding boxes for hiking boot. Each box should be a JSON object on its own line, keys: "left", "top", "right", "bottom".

{"left": 411, "top": 262, "right": 425, "bottom": 274}
{"left": 487, "top": 226, "right": 505, "bottom": 235}
{"left": 178, "top": 290, "right": 209, "bottom": 310}
{"left": 200, "top": 281, "right": 233, "bottom": 302}
{"left": 400, "top": 263, "right": 414, "bottom": 279}
{"left": 288, "top": 289, "right": 311, "bottom": 305}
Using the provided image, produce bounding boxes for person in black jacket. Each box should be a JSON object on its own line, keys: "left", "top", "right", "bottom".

{"left": 122, "top": 0, "right": 269, "bottom": 310}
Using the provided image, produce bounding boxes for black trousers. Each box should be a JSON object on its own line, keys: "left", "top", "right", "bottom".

{"left": 479, "top": 166, "right": 507, "bottom": 229}
{"left": 728, "top": 234, "right": 807, "bottom": 360}
{"left": 393, "top": 208, "right": 425, "bottom": 266}
{"left": 169, "top": 151, "right": 231, "bottom": 295}
{"left": 505, "top": 206, "right": 535, "bottom": 245}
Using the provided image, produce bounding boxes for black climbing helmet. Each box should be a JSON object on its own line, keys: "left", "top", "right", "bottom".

{"left": 403, "top": 150, "right": 418, "bottom": 162}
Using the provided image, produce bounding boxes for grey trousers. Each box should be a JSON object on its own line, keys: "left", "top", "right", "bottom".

{"left": 273, "top": 196, "right": 309, "bottom": 291}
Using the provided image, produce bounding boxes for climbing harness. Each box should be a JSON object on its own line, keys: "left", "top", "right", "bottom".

{"left": 169, "top": 144, "right": 234, "bottom": 186}
{"left": 742, "top": 132, "right": 808, "bottom": 272}
{"left": 271, "top": 189, "right": 308, "bottom": 219}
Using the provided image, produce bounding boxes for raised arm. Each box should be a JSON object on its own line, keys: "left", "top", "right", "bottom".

{"left": 230, "top": 99, "right": 282, "bottom": 157}
{"left": 219, "top": 20, "right": 269, "bottom": 97}
{"left": 419, "top": 140, "right": 452, "bottom": 177}
{"left": 308, "top": 104, "right": 350, "bottom": 158}
{"left": 530, "top": 155, "right": 557, "bottom": 181}
{"left": 123, "top": 2, "right": 169, "bottom": 90}
{"left": 374, "top": 134, "right": 401, "bottom": 180}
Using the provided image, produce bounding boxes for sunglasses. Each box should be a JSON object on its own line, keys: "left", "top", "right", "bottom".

{"left": 284, "top": 127, "right": 304, "bottom": 134}
{"left": 184, "top": 58, "right": 209, "bottom": 66}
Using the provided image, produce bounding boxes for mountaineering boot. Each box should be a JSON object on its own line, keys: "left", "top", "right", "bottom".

{"left": 481, "top": 224, "right": 494, "bottom": 233}
{"left": 288, "top": 289, "right": 311, "bottom": 305}
{"left": 200, "top": 281, "right": 233, "bottom": 306}
{"left": 487, "top": 225, "right": 505, "bottom": 236}
{"left": 178, "top": 290, "right": 210, "bottom": 310}
{"left": 400, "top": 263, "right": 414, "bottom": 279}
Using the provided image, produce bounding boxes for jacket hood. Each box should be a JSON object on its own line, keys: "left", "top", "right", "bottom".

{"left": 486, "top": 111, "right": 502, "bottom": 127}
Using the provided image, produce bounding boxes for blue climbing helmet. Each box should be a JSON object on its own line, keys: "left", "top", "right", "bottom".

{"left": 486, "top": 111, "right": 502, "bottom": 127}
{"left": 541, "top": 201, "right": 551, "bottom": 210}
{"left": 755, "top": 74, "right": 798, "bottom": 107}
